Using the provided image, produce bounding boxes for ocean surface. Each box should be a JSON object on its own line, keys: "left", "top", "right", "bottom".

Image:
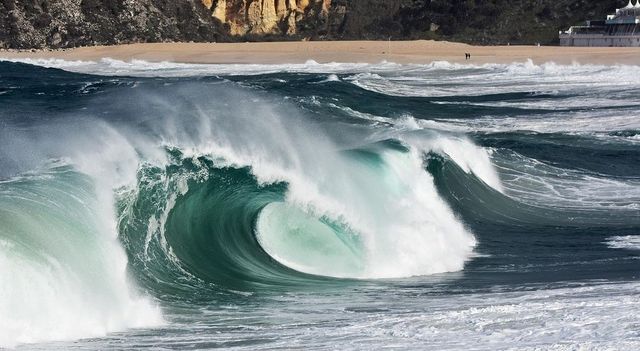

{"left": 0, "top": 58, "right": 639, "bottom": 350}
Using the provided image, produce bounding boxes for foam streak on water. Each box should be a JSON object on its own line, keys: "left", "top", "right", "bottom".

{"left": 606, "top": 236, "right": 640, "bottom": 250}
{"left": 15, "top": 282, "right": 640, "bottom": 351}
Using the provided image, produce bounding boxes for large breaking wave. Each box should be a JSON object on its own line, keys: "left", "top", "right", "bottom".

{"left": 0, "top": 66, "right": 501, "bottom": 347}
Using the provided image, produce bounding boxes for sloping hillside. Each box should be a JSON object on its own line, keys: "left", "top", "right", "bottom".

{"left": 0, "top": 0, "right": 623, "bottom": 49}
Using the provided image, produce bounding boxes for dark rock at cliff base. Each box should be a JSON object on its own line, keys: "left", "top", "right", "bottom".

{"left": 0, "top": 0, "right": 623, "bottom": 49}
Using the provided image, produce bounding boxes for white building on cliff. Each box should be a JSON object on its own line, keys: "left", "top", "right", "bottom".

{"left": 560, "top": 1, "right": 640, "bottom": 46}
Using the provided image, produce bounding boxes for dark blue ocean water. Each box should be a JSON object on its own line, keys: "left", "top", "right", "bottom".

{"left": 0, "top": 59, "right": 639, "bottom": 350}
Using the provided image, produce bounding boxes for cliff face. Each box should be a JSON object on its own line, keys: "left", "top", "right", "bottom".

{"left": 198, "top": 0, "right": 620, "bottom": 43}
{"left": 0, "top": 0, "right": 224, "bottom": 49}
{"left": 200, "top": 0, "right": 333, "bottom": 36}
{"left": 393, "top": 0, "right": 621, "bottom": 45}
{"left": 0, "top": 0, "right": 624, "bottom": 49}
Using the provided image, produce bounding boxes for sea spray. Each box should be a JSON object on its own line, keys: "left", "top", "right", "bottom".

{"left": 0, "top": 166, "right": 163, "bottom": 348}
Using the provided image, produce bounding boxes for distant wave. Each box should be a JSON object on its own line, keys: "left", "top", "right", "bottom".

{"left": 2, "top": 57, "right": 640, "bottom": 78}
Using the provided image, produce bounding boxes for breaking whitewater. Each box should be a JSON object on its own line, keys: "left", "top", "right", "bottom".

{"left": 0, "top": 58, "right": 639, "bottom": 350}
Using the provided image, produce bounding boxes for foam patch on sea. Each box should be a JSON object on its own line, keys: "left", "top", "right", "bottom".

{"left": 606, "top": 235, "right": 640, "bottom": 250}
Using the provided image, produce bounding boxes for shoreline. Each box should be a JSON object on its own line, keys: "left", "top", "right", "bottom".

{"left": 1, "top": 40, "right": 640, "bottom": 65}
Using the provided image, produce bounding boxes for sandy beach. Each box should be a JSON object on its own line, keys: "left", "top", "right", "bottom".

{"left": 1, "top": 40, "right": 639, "bottom": 65}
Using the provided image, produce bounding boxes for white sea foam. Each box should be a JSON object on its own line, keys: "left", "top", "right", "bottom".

{"left": 24, "top": 281, "right": 639, "bottom": 351}
{"left": 349, "top": 282, "right": 640, "bottom": 351}
{"left": 0, "top": 57, "right": 385, "bottom": 77}
{"left": 3, "top": 57, "right": 638, "bottom": 79}
{"left": 320, "top": 73, "right": 340, "bottom": 82}
{"left": 410, "top": 111, "right": 640, "bottom": 135}
{"left": 606, "top": 236, "right": 640, "bottom": 250}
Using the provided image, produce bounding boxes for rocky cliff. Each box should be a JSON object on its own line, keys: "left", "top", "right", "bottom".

{"left": 0, "top": 0, "right": 624, "bottom": 49}
{"left": 204, "top": 0, "right": 619, "bottom": 44}
{"left": 0, "top": 0, "right": 225, "bottom": 48}
{"left": 200, "top": 0, "right": 325, "bottom": 35}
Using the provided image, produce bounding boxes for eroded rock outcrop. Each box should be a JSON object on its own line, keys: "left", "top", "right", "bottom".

{"left": 201, "top": 0, "right": 334, "bottom": 36}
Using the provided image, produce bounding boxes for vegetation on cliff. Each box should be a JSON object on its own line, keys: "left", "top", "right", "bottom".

{"left": 393, "top": 0, "right": 621, "bottom": 44}
{"left": 0, "top": 0, "right": 624, "bottom": 49}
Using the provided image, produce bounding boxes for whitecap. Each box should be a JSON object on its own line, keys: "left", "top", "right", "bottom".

{"left": 606, "top": 235, "right": 640, "bottom": 250}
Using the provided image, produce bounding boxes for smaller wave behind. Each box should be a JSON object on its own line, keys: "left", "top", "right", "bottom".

{"left": 493, "top": 149, "right": 640, "bottom": 215}
{"left": 345, "top": 60, "right": 640, "bottom": 98}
